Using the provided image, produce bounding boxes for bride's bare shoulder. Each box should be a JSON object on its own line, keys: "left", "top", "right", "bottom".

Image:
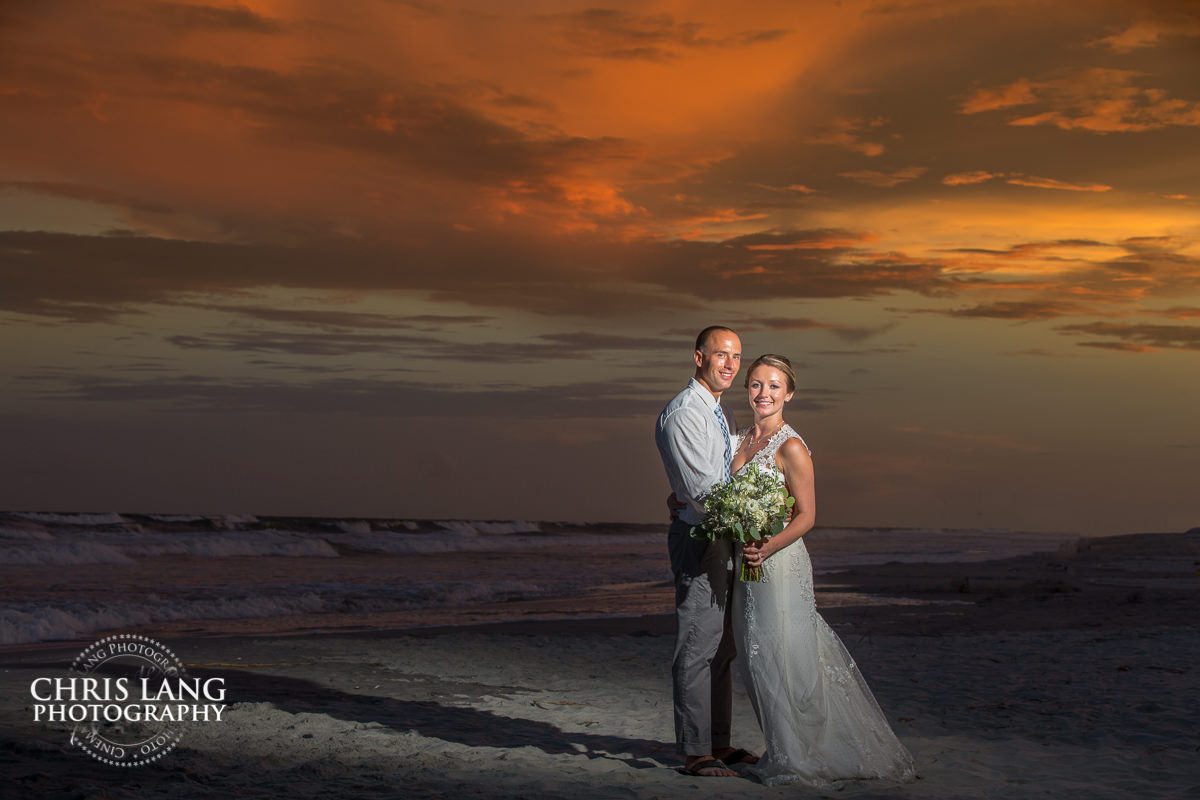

{"left": 777, "top": 435, "right": 813, "bottom": 463}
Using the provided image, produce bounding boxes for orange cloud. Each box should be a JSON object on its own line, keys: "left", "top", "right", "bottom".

{"left": 1091, "top": 20, "right": 1200, "bottom": 53}
{"left": 1005, "top": 175, "right": 1112, "bottom": 192}
{"left": 808, "top": 116, "right": 889, "bottom": 157}
{"left": 959, "top": 78, "right": 1036, "bottom": 113}
{"left": 940, "top": 171, "right": 1112, "bottom": 191}
{"left": 964, "top": 68, "right": 1200, "bottom": 133}
{"left": 942, "top": 171, "right": 1001, "bottom": 186}
{"left": 749, "top": 183, "right": 817, "bottom": 195}
{"left": 838, "top": 167, "right": 926, "bottom": 188}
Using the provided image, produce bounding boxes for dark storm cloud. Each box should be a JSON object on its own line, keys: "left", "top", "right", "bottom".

{"left": 903, "top": 301, "right": 1102, "bottom": 320}
{"left": 831, "top": 323, "right": 900, "bottom": 343}
{"left": 935, "top": 236, "right": 1200, "bottom": 308}
{"left": 245, "top": 360, "right": 369, "bottom": 375}
{"left": 0, "top": 42, "right": 635, "bottom": 194}
{"left": 635, "top": 237, "right": 955, "bottom": 303}
{"left": 737, "top": 317, "right": 835, "bottom": 331}
{"left": 735, "top": 316, "right": 900, "bottom": 344}
{"left": 546, "top": 9, "right": 789, "bottom": 62}
{"left": 536, "top": 332, "right": 687, "bottom": 351}
{"left": 163, "top": 328, "right": 685, "bottom": 362}
{"left": 1056, "top": 321, "right": 1200, "bottom": 351}
{"left": 131, "top": 56, "right": 633, "bottom": 185}
{"left": 4, "top": 223, "right": 1192, "bottom": 327}
{"left": 1096, "top": 239, "right": 1200, "bottom": 298}
{"left": 0, "top": 181, "right": 175, "bottom": 215}
{"left": 1001, "top": 348, "right": 1072, "bottom": 357}
{"left": 21, "top": 374, "right": 674, "bottom": 417}
{"left": 812, "top": 347, "right": 912, "bottom": 356}
{"left": 0, "top": 228, "right": 962, "bottom": 322}
{"left": 168, "top": 331, "right": 442, "bottom": 357}
{"left": 143, "top": 2, "right": 286, "bottom": 35}
{"left": 943, "top": 239, "right": 1107, "bottom": 257}
{"left": 174, "top": 304, "right": 493, "bottom": 331}
{"left": 722, "top": 229, "right": 871, "bottom": 249}
{"left": 26, "top": 371, "right": 849, "bottom": 416}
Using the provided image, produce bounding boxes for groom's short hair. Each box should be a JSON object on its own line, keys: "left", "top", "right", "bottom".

{"left": 695, "top": 325, "right": 737, "bottom": 353}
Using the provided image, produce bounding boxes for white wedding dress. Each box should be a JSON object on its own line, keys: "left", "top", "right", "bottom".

{"left": 732, "top": 425, "right": 915, "bottom": 787}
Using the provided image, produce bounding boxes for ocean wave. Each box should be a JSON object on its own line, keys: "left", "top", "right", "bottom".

{"left": 0, "top": 579, "right": 554, "bottom": 645}
{"left": 322, "top": 529, "right": 650, "bottom": 555}
{"left": 0, "top": 529, "right": 339, "bottom": 564}
{"left": 0, "top": 527, "right": 55, "bottom": 542}
{"left": 0, "top": 541, "right": 134, "bottom": 566}
{"left": 435, "top": 521, "right": 541, "bottom": 535}
{"left": 0, "top": 593, "right": 328, "bottom": 645}
{"left": 114, "top": 530, "right": 339, "bottom": 559}
{"left": 12, "top": 512, "right": 130, "bottom": 526}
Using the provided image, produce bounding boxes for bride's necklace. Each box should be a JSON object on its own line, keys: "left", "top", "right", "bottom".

{"left": 744, "top": 421, "right": 784, "bottom": 449}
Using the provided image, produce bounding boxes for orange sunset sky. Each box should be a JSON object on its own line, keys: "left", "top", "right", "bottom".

{"left": 1, "top": 0, "right": 1198, "bottom": 533}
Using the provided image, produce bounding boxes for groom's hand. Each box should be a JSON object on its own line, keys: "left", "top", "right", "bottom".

{"left": 667, "top": 492, "right": 686, "bottom": 521}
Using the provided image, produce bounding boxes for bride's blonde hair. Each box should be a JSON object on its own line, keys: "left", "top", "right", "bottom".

{"left": 744, "top": 353, "right": 796, "bottom": 392}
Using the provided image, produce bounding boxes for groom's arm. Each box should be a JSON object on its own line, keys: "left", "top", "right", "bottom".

{"left": 660, "top": 406, "right": 721, "bottom": 519}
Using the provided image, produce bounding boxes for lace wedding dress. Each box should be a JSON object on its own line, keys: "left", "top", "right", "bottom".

{"left": 732, "top": 425, "right": 915, "bottom": 787}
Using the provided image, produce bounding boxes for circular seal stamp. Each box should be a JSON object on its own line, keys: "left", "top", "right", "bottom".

{"left": 67, "top": 634, "right": 186, "bottom": 767}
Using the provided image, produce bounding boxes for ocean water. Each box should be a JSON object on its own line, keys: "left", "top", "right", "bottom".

{"left": 0, "top": 512, "right": 1078, "bottom": 646}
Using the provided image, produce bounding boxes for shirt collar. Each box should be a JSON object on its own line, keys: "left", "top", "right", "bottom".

{"left": 687, "top": 377, "right": 721, "bottom": 411}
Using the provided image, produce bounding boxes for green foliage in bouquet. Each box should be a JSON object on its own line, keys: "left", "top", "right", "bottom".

{"left": 690, "top": 463, "right": 796, "bottom": 581}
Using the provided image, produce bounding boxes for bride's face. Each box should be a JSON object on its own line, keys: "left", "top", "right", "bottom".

{"left": 747, "top": 366, "right": 793, "bottom": 420}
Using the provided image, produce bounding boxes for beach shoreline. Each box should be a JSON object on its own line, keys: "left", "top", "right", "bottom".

{"left": 2, "top": 532, "right": 1198, "bottom": 798}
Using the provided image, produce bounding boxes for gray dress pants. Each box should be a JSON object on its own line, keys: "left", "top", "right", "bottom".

{"left": 667, "top": 519, "right": 735, "bottom": 756}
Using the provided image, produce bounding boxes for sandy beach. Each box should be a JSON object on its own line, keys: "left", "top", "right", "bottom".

{"left": 2, "top": 531, "right": 1198, "bottom": 799}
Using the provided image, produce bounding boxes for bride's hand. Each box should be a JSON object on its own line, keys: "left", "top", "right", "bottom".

{"left": 744, "top": 536, "right": 772, "bottom": 566}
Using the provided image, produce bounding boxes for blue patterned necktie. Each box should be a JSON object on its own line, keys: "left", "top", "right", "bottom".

{"left": 714, "top": 404, "right": 732, "bottom": 482}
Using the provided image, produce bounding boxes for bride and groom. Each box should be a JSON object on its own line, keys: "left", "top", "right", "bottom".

{"left": 654, "top": 325, "right": 915, "bottom": 786}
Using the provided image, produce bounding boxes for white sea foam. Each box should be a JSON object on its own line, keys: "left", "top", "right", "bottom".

{"left": 433, "top": 521, "right": 483, "bottom": 536}
{"left": 0, "top": 579, "right": 553, "bottom": 645}
{"left": 0, "top": 541, "right": 134, "bottom": 566}
{"left": 0, "top": 529, "right": 339, "bottom": 564}
{"left": 12, "top": 512, "right": 129, "bottom": 526}
{"left": 0, "top": 593, "right": 328, "bottom": 645}
{"left": 473, "top": 521, "right": 542, "bottom": 534}
{"left": 323, "top": 530, "right": 650, "bottom": 555}
{"left": 0, "top": 527, "right": 55, "bottom": 542}
{"left": 0, "top": 517, "right": 1081, "bottom": 645}
{"left": 212, "top": 514, "right": 260, "bottom": 529}
{"left": 434, "top": 520, "right": 541, "bottom": 535}
{"left": 806, "top": 527, "right": 1076, "bottom": 570}
{"left": 113, "top": 531, "right": 339, "bottom": 559}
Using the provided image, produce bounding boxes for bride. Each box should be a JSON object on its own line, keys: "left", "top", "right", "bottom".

{"left": 732, "top": 354, "right": 915, "bottom": 787}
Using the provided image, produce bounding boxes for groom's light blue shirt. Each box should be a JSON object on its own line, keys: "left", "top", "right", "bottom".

{"left": 656, "top": 378, "right": 736, "bottom": 526}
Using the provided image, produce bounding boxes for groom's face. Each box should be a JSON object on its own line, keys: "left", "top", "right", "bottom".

{"left": 694, "top": 331, "right": 742, "bottom": 395}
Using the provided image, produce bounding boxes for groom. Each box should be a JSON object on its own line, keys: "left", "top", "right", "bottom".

{"left": 655, "top": 325, "right": 755, "bottom": 777}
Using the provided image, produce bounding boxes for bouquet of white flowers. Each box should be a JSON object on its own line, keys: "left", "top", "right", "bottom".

{"left": 691, "top": 463, "right": 795, "bottom": 581}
